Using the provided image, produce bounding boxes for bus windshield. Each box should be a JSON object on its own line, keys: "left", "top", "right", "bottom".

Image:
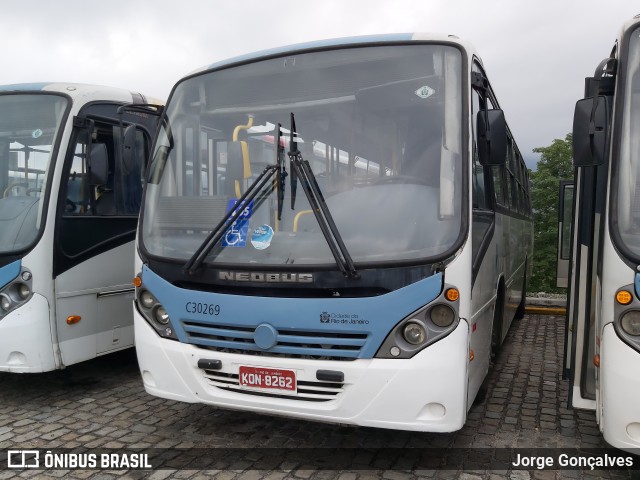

{"left": 141, "top": 44, "right": 464, "bottom": 268}
{"left": 0, "top": 93, "right": 67, "bottom": 254}
{"left": 616, "top": 26, "right": 640, "bottom": 259}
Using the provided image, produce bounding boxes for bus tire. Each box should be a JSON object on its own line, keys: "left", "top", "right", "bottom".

{"left": 491, "top": 284, "right": 505, "bottom": 359}
{"left": 474, "top": 382, "right": 489, "bottom": 405}
{"left": 514, "top": 267, "right": 527, "bottom": 320}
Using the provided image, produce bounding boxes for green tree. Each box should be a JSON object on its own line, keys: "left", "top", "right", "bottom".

{"left": 529, "top": 133, "right": 574, "bottom": 293}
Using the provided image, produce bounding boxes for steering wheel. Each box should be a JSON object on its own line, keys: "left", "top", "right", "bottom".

{"left": 65, "top": 198, "right": 78, "bottom": 213}
{"left": 3, "top": 182, "right": 30, "bottom": 198}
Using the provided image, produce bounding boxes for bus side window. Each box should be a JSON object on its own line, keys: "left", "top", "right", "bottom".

{"left": 471, "top": 85, "right": 491, "bottom": 211}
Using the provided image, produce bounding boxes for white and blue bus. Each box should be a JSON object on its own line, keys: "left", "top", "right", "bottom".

{"left": 0, "top": 83, "right": 160, "bottom": 372}
{"left": 561, "top": 14, "right": 640, "bottom": 450}
{"left": 134, "top": 34, "right": 533, "bottom": 431}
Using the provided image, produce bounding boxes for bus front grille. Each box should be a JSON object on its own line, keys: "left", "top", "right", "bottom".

{"left": 181, "top": 320, "right": 368, "bottom": 360}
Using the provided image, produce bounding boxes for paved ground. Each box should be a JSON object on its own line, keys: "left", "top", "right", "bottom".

{"left": 0, "top": 314, "right": 637, "bottom": 479}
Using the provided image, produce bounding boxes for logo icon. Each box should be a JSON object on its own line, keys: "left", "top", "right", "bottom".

{"left": 320, "top": 312, "right": 331, "bottom": 323}
{"left": 250, "top": 224, "right": 274, "bottom": 250}
{"left": 8, "top": 450, "right": 40, "bottom": 468}
{"left": 414, "top": 85, "right": 434, "bottom": 99}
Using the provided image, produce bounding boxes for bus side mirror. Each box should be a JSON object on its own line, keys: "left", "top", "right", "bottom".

{"left": 89, "top": 143, "right": 109, "bottom": 186}
{"left": 572, "top": 96, "right": 610, "bottom": 167}
{"left": 121, "top": 124, "right": 138, "bottom": 174}
{"left": 477, "top": 109, "right": 507, "bottom": 166}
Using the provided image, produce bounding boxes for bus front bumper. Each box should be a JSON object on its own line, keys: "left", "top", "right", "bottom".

{"left": 600, "top": 323, "right": 640, "bottom": 451}
{"left": 0, "top": 293, "right": 57, "bottom": 373}
{"left": 134, "top": 313, "right": 470, "bottom": 432}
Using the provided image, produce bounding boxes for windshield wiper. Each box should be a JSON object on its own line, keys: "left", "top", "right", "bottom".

{"left": 276, "top": 124, "right": 287, "bottom": 220}
{"left": 287, "top": 113, "right": 359, "bottom": 279}
{"left": 184, "top": 115, "right": 358, "bottom": 278}
{"left": 184, "top": 126, "right": 286, "bottom": 275}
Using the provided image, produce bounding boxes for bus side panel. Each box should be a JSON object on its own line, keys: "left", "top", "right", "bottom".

{"left": 54, "top": 241, "right": 135, "bottom": 366}
{"left": 468, "top": 221, "right": 498, "bottom": 406}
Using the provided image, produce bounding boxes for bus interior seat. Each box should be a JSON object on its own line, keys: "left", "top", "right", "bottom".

{"left": 91, "top": 143, "right": 116, "bottom": 215}
{"left": 399, "top": 109, "right": 442, "bottom": 183}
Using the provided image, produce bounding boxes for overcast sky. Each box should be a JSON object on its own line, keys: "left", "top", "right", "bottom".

{"left": 1, "top": 0, "right": 638, "bottom": 168}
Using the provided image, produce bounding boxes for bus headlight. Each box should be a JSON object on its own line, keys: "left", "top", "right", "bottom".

{"left": 140, "top": 290, "right": 155, "bottom": 309}
{"left": 613, "top": 285, "right": 640, "bottom": 354}
{"left": 17, "top": 284, "right": 31, "bottom": 300}
{"left": 0, "top": 294, "right": 11, "bottom": 312}
{"left": 375, "top": 283, "right": 461, "bottom": 359}
{"left": 403, "top": 321, "right": 426, "bottom": 345}
{"left": 134, "top": 279, "right": 177, "bottom": 341}
{"left": 0, "top": 268, "right": 33, "bottom": 321}
{"left": 621, "top": 310, "right": 640, "bottom": 336}
{"left": 154, "top": 306, "right": 170, "bottom": 325}
{"left": 430, "top": 304, "right": 455, "bottom": 327}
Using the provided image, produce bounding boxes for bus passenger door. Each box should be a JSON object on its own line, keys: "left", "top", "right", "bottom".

{"left": 564, "top": 163, "right": 607, "bottom": 411}
{"left": 53, "top": 105, "right": 155, "bottom": 365}
{"left": 556, "top": 181, "right": 573, "bottom": 288}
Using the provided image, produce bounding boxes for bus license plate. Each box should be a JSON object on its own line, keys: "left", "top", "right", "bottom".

{"left": 238, "top": 366, "right": 296, "bottom": 393}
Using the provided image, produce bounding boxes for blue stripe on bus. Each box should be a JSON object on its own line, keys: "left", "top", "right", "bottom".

{"left": 636, "top": 274, "right": 640, "bottom": 300}
{"left": 0, "top": 83, "right": 50, "bottom": 92}
{"left": 0, "top": 260, "right": 21, "bottom": 290}
{"left": 205, "top": 34, "right": 414, "bottom": 71}
{"left": 141, "top": 265, "right": 442, "bottom": 359}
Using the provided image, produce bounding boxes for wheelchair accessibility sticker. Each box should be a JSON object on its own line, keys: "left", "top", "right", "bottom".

{"left": 222, "top": 199, "right": 254, "bottom": 247}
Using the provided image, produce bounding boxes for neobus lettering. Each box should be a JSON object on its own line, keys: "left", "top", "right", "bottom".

{"left": 218, "top": 271, "right": 313, "bottom": 283}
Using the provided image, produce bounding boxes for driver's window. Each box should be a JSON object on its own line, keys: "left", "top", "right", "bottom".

{"left": 2, "top": 141, "right": 50, "bottom": 199}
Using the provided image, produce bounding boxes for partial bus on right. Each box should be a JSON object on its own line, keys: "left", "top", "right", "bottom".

{"left": 563, "top": 14, "right": 640, "bottom": 451}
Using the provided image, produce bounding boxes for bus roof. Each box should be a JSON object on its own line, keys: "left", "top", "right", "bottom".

{"left": 189, "top": 32, "right": 478, "bottom": 77}
{"left": 621, "top": 14, "right": 640, "bottom": 37}
{"left": 0, "top": 82, "right": 160, "bottom": 105}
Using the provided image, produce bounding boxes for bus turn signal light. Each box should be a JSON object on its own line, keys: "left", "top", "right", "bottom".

{"left": 67, "top": 315, "right": 81, "bottom": 325}
{"left": 593, "top": 354, "right": 600, "bottom": 368}
{"left": 616, "top": 290, "right": 633, "bottom": 305}
{"left": 133, "top": 276, "right": 142, "bottom": 288}
{"left": 445, "top": 288, "right": 460, "bottom": 302}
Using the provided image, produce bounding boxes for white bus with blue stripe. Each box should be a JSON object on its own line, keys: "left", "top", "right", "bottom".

{"left": 134, "top": 33, "right": 533, "bottom": 431}
{"left": 563, "top": 14, "right": 640, "bottom": 451}
{"left": 0, "top": 83, "right": 161, "bottom": 372}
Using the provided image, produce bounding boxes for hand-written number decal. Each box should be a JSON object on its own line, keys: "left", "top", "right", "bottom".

{"left": 186, "top": 302, "right": 221, "bottom": 316}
